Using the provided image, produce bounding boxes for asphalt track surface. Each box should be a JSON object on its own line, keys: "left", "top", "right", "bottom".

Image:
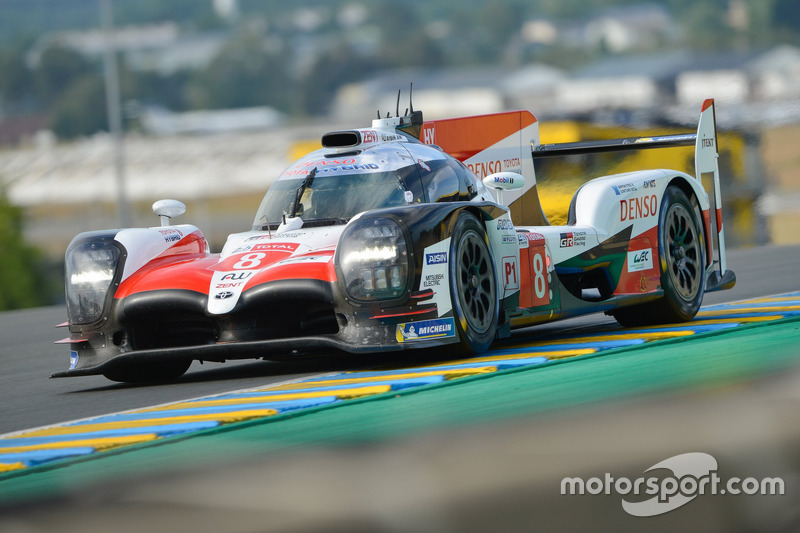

{"left": 1, "top": 244, "right": 798, "bottom": 436}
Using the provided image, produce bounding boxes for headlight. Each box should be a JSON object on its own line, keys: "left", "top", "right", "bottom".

{"left": 338, "top": 217, "right": 409, "bottom": 301}
{"left": 65, "top": 238, "right": 122, "bottom": 325}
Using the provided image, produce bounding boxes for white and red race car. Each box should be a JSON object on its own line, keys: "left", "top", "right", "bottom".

{"left": 57, "top": 97, "right": 735, "bottom": 382}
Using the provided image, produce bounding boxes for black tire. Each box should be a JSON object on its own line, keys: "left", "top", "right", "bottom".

{"left": 449, "top": 211, "right": 498, "bottom": 354}
{"left": 612, "top": 186, "right": 705, "bottom": 327}
{"left": 103, "top": 358, "right": 191, "bottom": 383}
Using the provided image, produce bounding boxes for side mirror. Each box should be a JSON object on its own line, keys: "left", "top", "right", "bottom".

{"left": 483, "top": 172, "right": 524, "bottom": 206}
{"left": 152, "top": 199, "right": 186, "bottom": 227}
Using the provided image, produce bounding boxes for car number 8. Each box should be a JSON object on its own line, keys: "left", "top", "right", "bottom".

{"left": 533, "top": 251, "right": 546, "bottom": 299}
{"left": 233, "top": 253, "right": 266, "bottom": 269}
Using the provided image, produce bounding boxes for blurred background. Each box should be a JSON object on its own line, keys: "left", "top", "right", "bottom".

{"left": 1, "top": 0, "right": 799, "bottom": 311}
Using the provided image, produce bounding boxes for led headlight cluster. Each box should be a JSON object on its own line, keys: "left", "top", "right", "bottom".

{"left": 339, "top": 217, "right": 409, "bottom": 301}
{"left": 65, "top": 238, "right": 122, "bottom": 325}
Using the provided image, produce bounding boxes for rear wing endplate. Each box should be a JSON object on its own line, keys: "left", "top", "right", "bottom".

{"left": 532, "top": 99, "right": 734, "bottom": 292}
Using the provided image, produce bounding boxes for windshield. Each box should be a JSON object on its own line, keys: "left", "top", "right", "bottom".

{"left": 253, "top": 170, "right": 411, "bottom": 230}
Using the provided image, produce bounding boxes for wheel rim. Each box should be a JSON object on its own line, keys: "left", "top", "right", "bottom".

{"left": 455, "top": 230, "right": 495, "bottom": 333}
{"left": 664, "top": 202, "right": 702, "bottom": 301}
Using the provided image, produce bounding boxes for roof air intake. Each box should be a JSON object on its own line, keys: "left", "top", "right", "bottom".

{"left": 322, "top": 130, "right": 361, "bottom": 148}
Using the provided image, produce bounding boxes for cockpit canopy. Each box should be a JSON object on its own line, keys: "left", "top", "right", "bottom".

{"left": 252, "top": 142, "right": 488, "bottom": 230}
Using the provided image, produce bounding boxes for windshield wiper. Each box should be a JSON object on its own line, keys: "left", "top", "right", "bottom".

{"left": 290, "top": 167, "right": 316, "bottom": 218}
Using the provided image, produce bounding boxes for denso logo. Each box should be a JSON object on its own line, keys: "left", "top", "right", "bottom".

{"left": 469, "top": 160, "right": 502, "bottom": 179}
{"left": 621, "top": 195, "right": 658, "bottom": 221}
{"left": 426, "top": 252, "right": 448, "bottom": 265}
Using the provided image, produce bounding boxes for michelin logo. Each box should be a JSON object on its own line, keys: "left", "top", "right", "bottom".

{"left": 396, "top": 318, "right": 456, "bottom": 343}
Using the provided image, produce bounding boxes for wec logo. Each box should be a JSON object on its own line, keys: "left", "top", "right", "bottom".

{"left": 628, "top": 249, "right": 653, "bottom": 272}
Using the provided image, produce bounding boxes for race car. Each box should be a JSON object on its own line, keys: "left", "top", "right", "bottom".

{"left": 56, "top": 96, "right": 735, "bottom": 382}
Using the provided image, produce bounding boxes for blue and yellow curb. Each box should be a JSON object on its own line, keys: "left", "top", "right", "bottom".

{"left": 2, "top": 292, "right": 799, "bottom": 474}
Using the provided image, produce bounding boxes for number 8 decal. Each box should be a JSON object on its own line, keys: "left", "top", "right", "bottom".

{"left": 533, "top": 251, "right": 546, "bottom": 299}
{"left": 233, "top": 252, "right": 266, "bottom": 270}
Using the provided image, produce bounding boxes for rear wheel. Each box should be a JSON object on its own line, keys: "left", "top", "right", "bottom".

{"left": 103, "top": 359, "right": 192, "bottom": 383}
{"left": 449, "top": 212, "right": 498, "bottom": 354}
{"left": 612, "top": 186, "right": 705, "bottom": 327}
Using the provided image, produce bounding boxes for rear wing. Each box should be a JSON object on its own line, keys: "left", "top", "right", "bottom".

{"left": 532, "top": 99, "right": 734, "bottom": 292}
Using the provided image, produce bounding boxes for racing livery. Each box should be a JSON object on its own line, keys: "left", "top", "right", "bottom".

{"left": 56, "top": 97, "right": 735, "bottom": 382}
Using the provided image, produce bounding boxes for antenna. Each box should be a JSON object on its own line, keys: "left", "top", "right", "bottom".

{"left": 377, "top": 110, "right": 381, "bottom": 119}
{"left": 395, "top": 89, "right": 401, "bottom": 117}
{"left": 409, "top": 82, "right": 414, "bottom": 114}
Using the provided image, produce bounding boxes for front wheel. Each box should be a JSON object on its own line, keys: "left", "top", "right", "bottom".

{"left": 611, "top": 186, "right": 705, "bottom": 327}
{"left": 449, "top": 212, "right": 498, "bottom": 354}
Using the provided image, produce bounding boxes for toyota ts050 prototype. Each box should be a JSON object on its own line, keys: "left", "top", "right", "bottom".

{"left": 56, "top": 97, "right": 735, "bottom": 382}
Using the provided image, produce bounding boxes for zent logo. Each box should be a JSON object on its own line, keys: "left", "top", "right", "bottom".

{"left": 361, "top": 130, "right": 378, "bottom": 144}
